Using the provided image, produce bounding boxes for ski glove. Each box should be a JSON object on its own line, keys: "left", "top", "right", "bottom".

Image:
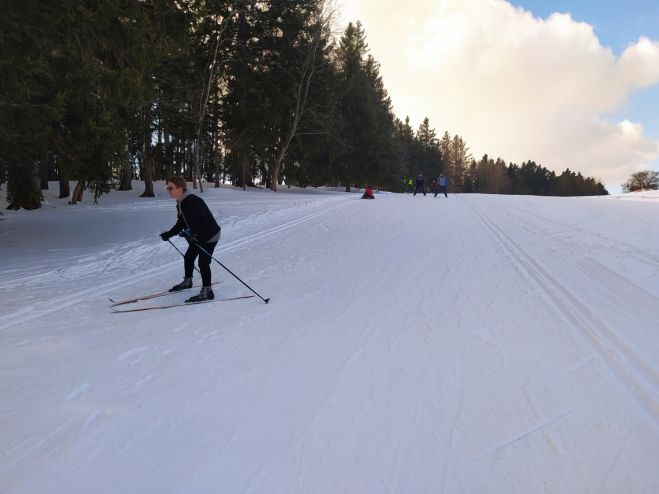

{"left": 179, "top": 229, "right": 195, "bottom": 241}
{"left": 160, "top": 231, "right": 173, "bottom": 241}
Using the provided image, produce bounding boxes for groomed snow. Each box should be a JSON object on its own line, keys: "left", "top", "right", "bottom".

{"left": 1, "top": 183, "right": 658, "bottom": 493}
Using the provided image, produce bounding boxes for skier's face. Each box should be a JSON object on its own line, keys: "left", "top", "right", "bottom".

{"left": 166, "top": 182, "right": 184, "bottom": 200}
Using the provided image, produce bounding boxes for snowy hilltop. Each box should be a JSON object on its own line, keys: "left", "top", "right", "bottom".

{"left": 1, "top": 183, "right": 659, "bottom": 493}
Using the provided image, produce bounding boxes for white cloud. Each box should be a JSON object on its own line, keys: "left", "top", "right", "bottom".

{"left": 339, "top": 0, "right": 659, "bottom": 189}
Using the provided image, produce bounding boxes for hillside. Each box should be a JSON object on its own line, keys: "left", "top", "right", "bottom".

{"left": 1, "top": 184, "right": 658, "bottom": 493}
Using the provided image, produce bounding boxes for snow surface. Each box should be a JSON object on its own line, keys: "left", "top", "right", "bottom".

{"left": 1, "top": 183, "right": 659, "bottom": 493}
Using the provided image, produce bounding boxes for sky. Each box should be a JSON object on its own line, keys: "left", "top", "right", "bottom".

{"left": 338, "top": 0, "right": 659, "bottom": 192}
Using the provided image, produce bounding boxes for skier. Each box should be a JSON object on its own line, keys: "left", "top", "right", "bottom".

{"left": 430, "top": 179, "right": 439, "bottom": 196}
{"left": 413, "top": 173, "right": 426, "bottom": 196}
{"left": 159, "top": 176, "right": 221, "bottom": 302}
{"left": 407, "top": 177, "right": 414, "bottom": 193}
{"left": 437, "top": 173, "right": 449, "bottom": 198}
{"left": 362, "top": 185, "right": 375, "bottom": 199}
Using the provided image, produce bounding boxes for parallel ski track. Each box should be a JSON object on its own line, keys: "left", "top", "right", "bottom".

{"left": 466, "top": 198, "right": 659, "bottom": 428}
{"left": 0, "top": 200, "right": 352, "bottom": 332}
{"left": 496, "top": 202, "right": 659, "bottom": 327}
{"left": 497, "top": 201, "right": 659, "bottom": 266}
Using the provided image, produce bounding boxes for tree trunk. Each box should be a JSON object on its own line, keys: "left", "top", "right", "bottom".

{"left": 69, "top": 180, "right": 85, "bottom": 204}
{"left": 7, "top": 161, "right": 42, "bottom": 210}
{"left": 140, "top": 133, "right": 154, "bottom": 197}
{"left": 213, "top": 145, "right": 221, "bottom": 188}
{"left": 59, "top": 174, "right": 70, "bottom": 198}
{"left": 118, "top": 161, "right": 132, "bottom": 190}
{"left": 270, "top": 44, "right": 316, "bottom": 192}
{"left": 193, "top": 138, "right": 203, "bottom": 192}
{"left": 117, "top": 131, "right": 132, "bottom": 191}
{"left": 164, "top": 131, "right": 172, "bottom": 179}
{"left": 241, "top": 153, "right": 247, "bottom": 191}
{"left": 39, "top": 153, "right": 49, "bottom": 190}
{"left": 192, "top": 21, "right": 228, "bottom": 194}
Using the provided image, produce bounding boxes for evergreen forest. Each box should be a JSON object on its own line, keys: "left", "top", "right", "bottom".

{"left": 1, "top": 0, "right": 608, "bottom": 210}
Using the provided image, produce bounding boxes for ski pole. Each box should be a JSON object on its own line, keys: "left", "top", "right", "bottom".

{"left": 167, "top": 239, "right": 201, "bottom": 274}
{"left": 190, "top": 238, "right": 270, "bottom": 304}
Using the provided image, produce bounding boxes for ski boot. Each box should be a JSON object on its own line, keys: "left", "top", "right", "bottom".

{"left": 185, "top": 286, "right": 214, "bottom": 303}
{"left": 169, "top": 277, "right": 192, "bottom": 292}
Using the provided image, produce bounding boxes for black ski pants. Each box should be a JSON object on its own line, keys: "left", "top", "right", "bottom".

{"left": 435, "top": 186, "right": 447, "bottom": 198}
{"left": 413, "top": 185, "right": 426, "bottom": 196}
{"left": 184, "top": 241, "right": 218, "bottom": 286}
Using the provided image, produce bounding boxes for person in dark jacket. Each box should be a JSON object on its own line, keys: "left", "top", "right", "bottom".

{"left": 413, "top": 173, "right": 426, "bottom": 196}
{"left": 160, "top": 176, "right": 221, "bottom": 302}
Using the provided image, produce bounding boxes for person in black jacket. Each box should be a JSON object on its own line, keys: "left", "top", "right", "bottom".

{"left": 413, "top": 173, "right": 426, "bottom": 196}
{"left": 160, "top": 176, "right": 221, "bottom": 302}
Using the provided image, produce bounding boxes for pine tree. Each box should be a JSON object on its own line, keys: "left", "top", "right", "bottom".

{"left": 1, "top": 0, "right": 60, "bottom": 209}
{"left": 414, "top": 118, "right": 442, "bottom": 182}
{"left": 241, "top": 0, "right": 333, "bottom": 191}
{"left": 393, "top": 116, "right": 416, "bottom": 189}
{"left": 221, "top": 1, "right": 265, "bottom": 189}
{"left": 449, "top": 135, "right": 471, "bottom": 192}
{"left": 333, "top": 22, "right": 397, "bottom": 190}
{"left": 133, "top": 0, "right": 191, "bottom": 196}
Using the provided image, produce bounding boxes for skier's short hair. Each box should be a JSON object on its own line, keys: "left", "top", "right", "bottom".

{"left": 167, "top": 176, "right": 187, "bottom": 191}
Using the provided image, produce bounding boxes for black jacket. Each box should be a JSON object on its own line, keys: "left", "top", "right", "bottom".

{"left": 166, "top": 192, "right": 220, "bottom": 242}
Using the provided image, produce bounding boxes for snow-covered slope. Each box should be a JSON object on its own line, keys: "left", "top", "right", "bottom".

{"left": 1, "top": 184, "right": 658, "bottom": 493}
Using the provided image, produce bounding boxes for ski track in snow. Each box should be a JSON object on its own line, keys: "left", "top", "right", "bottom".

{"left": 465, "top": 197, "right": 659, "bottom": 428}
{"left": 0, "top": 199, "right": 351, "bottom": 333}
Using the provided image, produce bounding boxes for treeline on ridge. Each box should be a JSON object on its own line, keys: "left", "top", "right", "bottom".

{"left": 0, "top": 0, "right": 607, "bottom": 209}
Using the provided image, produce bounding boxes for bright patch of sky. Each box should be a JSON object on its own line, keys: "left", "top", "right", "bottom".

{"left": 508, "top": 1, "right": 659, "bottom": 54}
{"left": 338, "top": 0, "right": 659, "bottom": 192}
{"left": 510, "top": 0, "right": 659, "bottom": 139}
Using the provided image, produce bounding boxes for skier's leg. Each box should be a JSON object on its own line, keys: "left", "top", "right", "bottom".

{"left": 183, "top": 244, "right": 198, "bottom": 278}
{"left": 197, "top": 242, "right": 217, "bottom": 286}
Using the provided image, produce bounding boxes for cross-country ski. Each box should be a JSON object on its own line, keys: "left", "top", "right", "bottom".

{"left": 110, "top": 294, "right": 255, "bottom": 313}
{"left": 109, "top": 281, "right": 222, "bottom": 306}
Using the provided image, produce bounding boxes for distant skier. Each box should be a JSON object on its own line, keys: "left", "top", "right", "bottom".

{"left": 362, "top": 185, "right": 375, "bottom": 199}
{"left": 430, "top": 179, "right": 439, "bottom": 196}
{"left": 413, "top": 173, "right": 426, "bottom": 196}
{"left": 436, "top": 173, "right": 449, "bottom": 198}
{"left": 159, "top": 176, "right": 221, "bottom": 302}
{"left": 407, "top": 177, "right": 414, "bottom": 193}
